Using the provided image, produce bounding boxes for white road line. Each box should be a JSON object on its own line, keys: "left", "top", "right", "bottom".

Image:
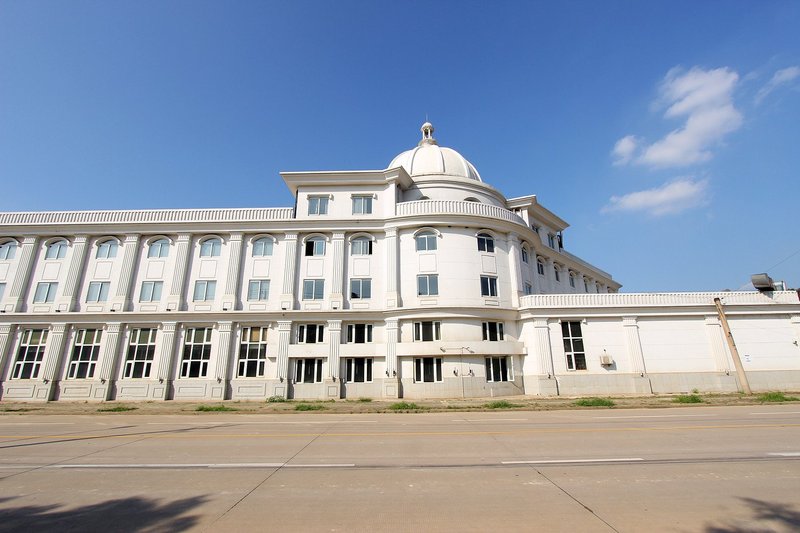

{"left": 751, "top": 412, "right": 800, "bottom": 415}
{"left": 502, "top": 458, "right": 644, "bottom": 465}
{"left": 452, "top": 419, "right": 529, "bottom": 422}
{"left": 49, "top": 462, "right": 355, "bottom": 469}
{"left": 767, "top": 452, "right": 800, "bottom": 457}
{"left": 0, "top": 423, "right": 76, "bottom": 425}
{"left": 146, "top": 421, "right": 377, "bottom": 425}
{"left": 595, "top": 414, "right": 709, "bottom": 419}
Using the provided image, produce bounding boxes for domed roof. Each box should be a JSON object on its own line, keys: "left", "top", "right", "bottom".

{"left": 388, "top": 122, "right": 482, "bottom": 182}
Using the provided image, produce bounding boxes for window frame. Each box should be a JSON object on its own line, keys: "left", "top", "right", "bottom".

{"left": 139, "top": 281, "right": 163, "bottom": 303}
{"left": 147, "top": 238, "right": 170, "bottom": 258}
{"left": 95, "top": 239, "right": 119, "bottom": 259}
{"left": 351, "top": 195, "right": 373, "bottom": 215}
{"left": 247, "top": 279, "right": 271, "bottom": 301}
{"left": 67, "top": 329, "right": 102, "bottom": 379}
{"left": 124, "top": 328, "right": 157, "bottom": 379}
{"left": 86, "top": 281, "right": 111, "bottom": 303}
{"left": 33, "top": 282, "right": 58, "bottom": 303}
{"left": 521, "top": 247, "right": 529, "bottom": 264}
{"left": 302, "top": 279, "right": 325, "bottom": 300}
{"left": 0, "top": 240, "right": 17, "bottom": 261}
{"left": 485, "top": 356, "right": 513, "bottom": 382}
{"left": 193, "top": 280, "right": 217, "bottom": 301}
{"left": 238, "top": 326, "right": 268, "bottom": 378}
{"left": 413, "top": 321, "right": 441, "bottom": 342}
{"left": 414, "top": 357, "right": 443, "bottom": 383}
{"left": 252, "top": 237, "right": 274, "bottom": 257}
{"left": 537, "top": 258, "right": 545, "bottom": 276}
{"left": 199, "top": 238, "right": 222, "bottom": 257}
{"left": 180, "top": 327, "right": 213, "bottom": 378}
{"left": 415, "top": 231, "right": 438, "bottom": 251}
{"left": 295, "top": 358, "right": 323, "bottom": 383}
{"left": 12, "top": 329, "right": 48, "bottom": 380}
{"left": 482, "top": 322, "right": 505, "bottom": 342}
{"left": 477, "top": 233, "right": 495, "bottom": 253}
{"left": 562, "top": 321, "right": 587, "bottom": 371}
{"left": 480, "top": 275, "right": 498, "bottom": 297}
{"left": 297, "top": 324, "right": 325, "bottom": 344}
{"left": 304, "top": 237, "right": 326, "bottom": 257}
{"left": 308, "top": 196, "right": 329, "bottom": 216}
{"left": 417, "top": 274, "right": 439, "bottom": 296}
{"left": 349, "top": 278, "right": 372, "bottom": 299}
{"left": 346, "top": 323, "right": 373, "bottom": 344}
{"left": 351, "top": 236, "right": 373, "bottom": 256}
{"left": 345, "top": 357, "right": 373, "bottom": 383}
{"left": 45, "top": 240, "right": 68, "bottom": 260}
{"left": 524, "top": 282, "right": 533, "bottom": 295}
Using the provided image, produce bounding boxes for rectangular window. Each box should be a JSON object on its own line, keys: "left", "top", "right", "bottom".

{"left": 238, "top": 326, "right": 268, "bottom": 377}
{"left": 521, "top": 248, "right": 529, "bottom": 263}
{"left": 415, "top": 233, "right": 437, "bottom": 251}
{"left": 302, "top": 279, "right": 325, "bottom": 300}
{"left": 480, "top": 276, "right": 498, "bottom": 297}
{"left": 414, "top": 357, "right": 442, "bottom": 382}
{"left": 482, "top": 322, "right": 505, "bottom": 341}
{"left": 247, "top": 280, "right": 270, "bottom": 301}
{"left": 124, "top": 328, "right": 156, "bottom": 378}
{"left": 33, "top": 282, "right": 57, "bottom": 303}
{"left": 297, "top": 324, "right": 325, "bottom": 344}
{"left": 524, "top": 282, "right": 533, "bottom": 295}
{"left": 193, "top": 280, "right": 217, "bottom": 301}
{"left": 12, "top": 329, "right": 48, "bottom": 379}
{"left": 548, "top": 234, "right": 556, "bottom": 248}
{"left": 86, "top": 281, "right": 111, "bottom": 303}
{"left": 346, "top": 324, "right": 373, "bottom": 343}
{"left": 569, "top": 274, "right": 576, "bottom": 288}
{"left": 562, "top": 321, "right": 587, "bottom": 371}
{"left": 139, "top": 281, "right": 163, "bottom": 302}
{"left": 349, "top": 278, "right": 372, "bottom": 299}
{"left": 554, "top": 268, "right": 561, "bottom": 282}
{"left": 351, "top": 238, "right": 373, "bottom": 255}
{"left": 417, "top": 274, "right": 438, "bottom": 296}
{"left": 413, "top": 321, "right": 441, "bottom": 341}
{"left": 352, "top": 196, "right": 373, "bottom": 215}
{"left": 181, "top": 327, "right": 212, "bottom": 378}
{"left": 68, "top": 329, "right": 102, "bottom": 379}
{"left": 537, "top": 260, "right": 545, "bottom": 276}
{"left": 308, "top": 196, "right": 329, "bottom": 215}
{"left": 295, "top": 358, "right": 323, "bottom": 383}
{"left": 304, "top": 239, "right": 326, "bottom": 256}
{"left": 345, "top": 358, "right": 373, "bottom": 382}
{"left": 485, "top": 356, "right": 512, "bottom": 382}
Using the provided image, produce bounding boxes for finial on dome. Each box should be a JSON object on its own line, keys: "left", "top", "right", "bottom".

{"left": 419, "top": 121, "right": 438, "bottom": 146}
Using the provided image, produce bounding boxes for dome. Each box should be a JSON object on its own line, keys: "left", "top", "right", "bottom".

{"left": 388, "top": 122, "right": 482, "bottom": 182}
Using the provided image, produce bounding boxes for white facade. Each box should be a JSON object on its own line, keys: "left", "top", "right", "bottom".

{"left": 0, "top": 123, "right": 798, "bottom": 402}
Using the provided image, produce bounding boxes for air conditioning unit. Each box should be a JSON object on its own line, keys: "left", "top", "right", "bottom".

{"left": 599, "top": 353, "right": 614, "bottom": 366}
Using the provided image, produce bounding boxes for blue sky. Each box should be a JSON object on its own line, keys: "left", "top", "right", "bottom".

{"left": 1, "top": 1, "right": 798, "bottom": 292}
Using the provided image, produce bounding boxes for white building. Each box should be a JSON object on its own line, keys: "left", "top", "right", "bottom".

{"left": 0, "top": 123, "right": 798, "bottom": 402}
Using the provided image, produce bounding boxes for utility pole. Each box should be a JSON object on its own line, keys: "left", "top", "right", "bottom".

{"left": 713, "top": 297, "right": 752, "bottom": 395}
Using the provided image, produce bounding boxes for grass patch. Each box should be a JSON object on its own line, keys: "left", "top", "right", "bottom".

{"left": 267, "top": 396, "right": 288, "bottom": 403}
{"left": 98, "top": 405, "right": 138, "bottom": 412}
{"left": 0, "top": 407, "right": 38, "bottom": 412}
{"left": 295, "top": 403, "right": 326, "bottom": 411}
{"left": 389, "top": 401, "right": 423, "bottom": 411}
{"left": 485, "top": 400, "right": 517, "bottom": 409}
{"left": 574, "top": 397, "right": 615, "bottom": 408}
{"left": 358, "top": 397, "right": 372, "bottom": 402}
{"left": 757, "top": 392, "right": 799, "bottom": 402}
{"left": 196, "top": 404, "right": 237, "bottom": 412}
{"left": 673, "top": 394, "right": 704, "bottom": 404}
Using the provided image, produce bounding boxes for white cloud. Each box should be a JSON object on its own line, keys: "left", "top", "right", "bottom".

{"left": 601, "top": 177, "right": 709, "bottom": 216}
{"left": 611, "top": 135, "right": 638, "bottom": 165}
{"left": 755, "top": 66, "right": 800, "bottom": 105}
{"left": 613, "top": 66, "right": 742, "bottom": 168}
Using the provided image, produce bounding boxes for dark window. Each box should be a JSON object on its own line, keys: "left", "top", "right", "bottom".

{"left": 485, "top": 357, "right": 511, "bottom": 382}
{"left": 413, "top": 321, "right": 441, "bottom": 341}
{"left": 480, "top": 276, "right": 498, "bottom": 297}
{"left": 346, "top": 358, "right": 373, "bottom": 382}
{"left": 347, "top": 324, "right": 373, "bottom": 343}
{"left": 414, "top": 358, "right": 442, "bottom": 382}
{"left": 561, "top": 321, "right": 587, "bottom": 370}
{"left": 482, "top": 322, "right": 505, "bottom": 341}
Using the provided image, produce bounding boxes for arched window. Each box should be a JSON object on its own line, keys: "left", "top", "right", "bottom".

{"left": 0, "top": 240, "right": 17, "bottom": 261}
{"left": 569, "top": 272, "right": 577, "bottom": 288}
{"left": 148, "top": 238, "right": 170, "bottom": 258}
{"left": 553, "top": 264, "right": 561, "bottom": 282}
{"left": 477, "top": 233, "right": 494, "bottom": 253}
{"left": 304, "top": 236, "right": 326, "bottom": 257}
{"left": 536, "top": 258, "right": 545, "bottom": 276}
{"left": 252, "top": 237, "right": 274, "bottom": 257}
{"left": 96, "top": 239, "right": 118, "bottom": 259}
{"left": 351, "top": 236, "right": 373, "bottom": 256}
{"left": 45, "top": 239, "right": 68, "bottom": 260}
{"left": 521, "top": 246, "right": 529, "bottom": 264}
{"left": 415, "top": 231, "right": 437, "bottom": 252}
{"left": 199, "top": 238, "right": 222, "bottom": 257}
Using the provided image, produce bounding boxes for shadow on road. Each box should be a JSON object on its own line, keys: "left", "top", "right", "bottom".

{"left": 0, "top": 494, "right": 208, "bottom": 532}
{"left": 705, "top": 497, "right": 800, "bottom": 532}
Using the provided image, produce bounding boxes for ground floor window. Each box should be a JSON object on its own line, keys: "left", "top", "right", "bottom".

{"left": 125, "top": 328, "right": 156, "bottom": 378}
{"left": 345, "top": 357, "right": 373, "bottom": 383}
{"left": 413, "top": 321, "right": 441, "bottom": 341}
{"left": 68, "top": 329, "right": 102, "bottom": 379}
{"left": 561, "top": 321, "right": 586, "bottom": 370}
{"left": 346, "top": 323, "right": 373, "bottom": 343}
{"left": 414, "top": 357, "right": 442, "bottom": 383}
{"left": 238, "top": 326, "right": 268, "bottom": 377}
{"left": 485, "top": 356, "right": 512, "bottom": 382}
{"left": 295, "top": 358, "right": 323, "bottom": 383}
{"left": 12, "top": 329, "right": 48, "bottom": 379}
{"left": 482, "top": 322, "right": 504, "bottom": 341}
{"left": 297, "top": 324, "right": 324, "bottom": 344}
{"left": 181, "top": 327, "right": 212, "bottom": 378}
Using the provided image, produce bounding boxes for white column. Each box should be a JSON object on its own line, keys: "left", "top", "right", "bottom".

{"left": 705, "top": 315, "right": 732, "bottom": 372}
{"left": 506, "top": 233, "right": 523, "bottom": 307}
{"left": 385, "top": 318, "right": 398, "bottom": 377}
{"left": 42, "top": 323, "right": 68, "bottom": 382}
{"left": 533, "top": 318, "right": 555, "bottom": 376}
{"left": 8, "top": 236, "right": 38, "bottom": 312}
{"left": 214, "top": 321, "right": 234, "bottom": 382}
{"left": 385, "top": 227, "right": 400, "bottom": 308}
{"left": 113, "top": 234, "right": 141, "bottom": 311}
{"left": 58, "top": 235, "right": 89, "bottom": 311}
{"left": 622, "top": 316, "right": 647, "bottom": 375}
{"left": 98, "top": 322, "right": 123, "bottom": 382}
{"left": 223, "top": 233, "right": 243, "bottom": 310}
{"left": 280, "top": 233, "right": 298, "bottom": 310}
{"left": 156, "top": 322, "right": 179, "bottom": 381}
{"left": 327, "top": 320, "right": 341, "bottom": 379}
{"left": 330, "top": 232, "right": 345, "bottom": 309}
{"left": 0, "top": 324, "right": 15, "bottom": 382}
{"left": 167, "top": 233, "right": 192, "bottom": 311}
{"left": 276, "top": 320, "right": 292, "bottom": 380}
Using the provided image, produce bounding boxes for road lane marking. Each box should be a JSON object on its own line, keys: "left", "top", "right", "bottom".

{"left": 502, "top": 458, "right": 644, "bottom": 464}
{"left": 48, "top": 462, "right": 355, "bottom": 469}
{"left": 596, "top": 415, "right": 710, "bottom": 419}
{"left": 767, "top": 452, "right": 800, "bottom": 457}
{"left": 146, "top": 421, "right": 378, "bottom": 425}
{"left": 452, "top": 419, "right": 529, "bottom": 422}
{"left": 751, "top": 412, "right": 800, "bottom": 415}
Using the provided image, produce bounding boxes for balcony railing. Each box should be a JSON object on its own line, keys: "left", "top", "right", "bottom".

{"left": 396, "top": 200, "right": 527, "bottom": 226}
{"left": 520, "top": 291, "right": 799, "bottom": 309}
{"left": 0, "top": 207, "right": 296, "bottom": 226}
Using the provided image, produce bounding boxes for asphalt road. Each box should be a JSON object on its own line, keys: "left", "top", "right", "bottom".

{"left": 0, "top": 405, "right": 799, "bottom": 532}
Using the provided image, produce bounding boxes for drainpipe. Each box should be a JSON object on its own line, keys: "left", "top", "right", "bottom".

{"left": 713, "top": 297, "right": 752, "bottom": 395}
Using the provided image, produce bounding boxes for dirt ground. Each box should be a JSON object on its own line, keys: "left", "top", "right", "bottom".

{"left": 1, "top": 391, "right": 798, "bottom": 416}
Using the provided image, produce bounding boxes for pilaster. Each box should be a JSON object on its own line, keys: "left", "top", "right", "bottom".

{"left": 0, "top": 324, "right": 15, "bottom": 384}
{"left": 214, "top": 321, "right": 234, "bottom": 382}
{"left": 167, "top": 233, "right": 191, "bottom": 311}
{"left": 223, "top": 233, "right": 243, "bottom": 310}
{"left": 622, "top": 316, "right": 647, "bottom": 374}
{"left": 112, "top": 234, "right": 141, "bottom": 311}
{"left": 506, "top": 233, "right": 522, "bottom": 307}
{"left": 8, "top": 236, "right": 38, "bottom": 312}
{"left": 40, "top": 323, "right": 68, "bottom": 400}
{"left": 280, "top": 233, "right": 298, "bottom": 310}
{"left": 156, "top": 322, "right": 178, "bottom": 399}
{"left": 329, "top": 232, "right": 345, "bottom": 310}
{"left": 383, "top": 318, "right": 400, "bottom": 398}
{"left": 276, "top": 320, "right": 292, "bottom": 381}
{"left": 384, "top": 227, "right": 400, "bottom": 308}
{"left": 327, "top": 320, "right": 342, "bottom": 379}
{"left": 58, "top": 235, "right": 89, "bottom": 311}
{"left": 533, "top": 318, "right": 555, "bottom": 376}
{"left": 96, "top": 322, "right": 123, "bottom": 400}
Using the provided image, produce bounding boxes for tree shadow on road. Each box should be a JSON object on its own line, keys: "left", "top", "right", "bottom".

{"left": 0, "top": 494, "right": 208, "bottom": 533}
{"left": 705, "top": 497, "right": 800, "bottom": 532}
